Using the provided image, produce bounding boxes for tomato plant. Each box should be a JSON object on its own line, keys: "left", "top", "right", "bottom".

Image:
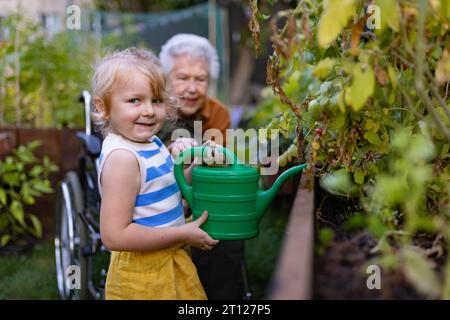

{"left": 250, "top": 0, "right": 450, "bottom": 298}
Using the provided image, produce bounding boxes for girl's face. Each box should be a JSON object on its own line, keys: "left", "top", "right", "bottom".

{"left": 107, "top": 69, "right": 166, "bottom": 143}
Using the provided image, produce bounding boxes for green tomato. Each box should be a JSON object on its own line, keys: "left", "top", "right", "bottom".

{"left": 324, "top": 102, "right": 339, "bottom": 114}
{"left": 308, "top": 100, "right": 324, "bottom": 121}
{"left": 321, "top": 93, "right": 339, "bottom": 115}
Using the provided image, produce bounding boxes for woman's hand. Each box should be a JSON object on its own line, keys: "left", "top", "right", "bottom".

{"left": 169, "top": 137, "right": 199, "bottom": 159}
{"left": 202, "top": 140, "right": 225, "bottom": 165}
{"left": 181, "top": 210, "right": 219, "bottom": 250}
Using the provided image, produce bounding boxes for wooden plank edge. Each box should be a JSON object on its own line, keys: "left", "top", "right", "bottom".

{"left": 267, "top": 171, "right": 315, "bottom": 300}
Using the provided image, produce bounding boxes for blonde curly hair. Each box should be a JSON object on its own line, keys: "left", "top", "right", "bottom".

{"left": 91, "top": 48, "right": 178, "bottom": 136}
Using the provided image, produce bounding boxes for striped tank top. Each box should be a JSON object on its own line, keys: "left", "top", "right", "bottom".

{"left": 97, "top": 133, "right": 185, "bottom": 227}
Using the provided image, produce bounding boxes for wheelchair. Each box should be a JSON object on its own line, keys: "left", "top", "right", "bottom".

{"left": 54, "top": 90, "right": 109, "bottom": 300}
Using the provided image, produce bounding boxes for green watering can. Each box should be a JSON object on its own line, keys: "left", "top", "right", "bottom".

{"left": 174, "top": 146, "right": 306, "bottom": 240}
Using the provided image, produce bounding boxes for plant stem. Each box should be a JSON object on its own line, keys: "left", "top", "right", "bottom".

{"left": 415, "top": 0, "right": 450, "bottom": 142}
{"left": 424, "top": 69, "right": 450, "bottom": 121}
{"left": 398, "top": 87, "right": 425, "bottom": 120}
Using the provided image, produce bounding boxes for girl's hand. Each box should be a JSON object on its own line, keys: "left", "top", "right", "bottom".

{"left": 181, "top": 210, "right": 219, "bottom": 250}
{"left": 182, "top": 198, "right": 191, "bottom": 218}
{"left": 169, "top": 137, "right": 199, "bottom": 159}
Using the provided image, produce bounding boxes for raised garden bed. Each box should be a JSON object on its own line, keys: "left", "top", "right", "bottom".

{"left": 313, "top": 182, "right": 448, "bottom": 300}
{"left": 265, "top": 173, "right": 449, "bottom": 300}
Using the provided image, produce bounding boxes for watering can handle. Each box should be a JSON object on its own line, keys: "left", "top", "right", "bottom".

{"left": 173, "top": 146, "right": 240, "bottom": 207}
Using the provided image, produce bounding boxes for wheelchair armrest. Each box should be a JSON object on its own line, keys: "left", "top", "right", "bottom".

{"left": 76, "top": 132, "right": 102, "bottom": 158}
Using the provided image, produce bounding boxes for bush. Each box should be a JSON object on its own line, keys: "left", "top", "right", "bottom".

{"left": 0, "top": 141, "right": 58, "bottom": 249}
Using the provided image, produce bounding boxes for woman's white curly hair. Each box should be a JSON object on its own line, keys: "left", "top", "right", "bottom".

{"left": 159, "top": 33, "right": 220, "bottom": 80}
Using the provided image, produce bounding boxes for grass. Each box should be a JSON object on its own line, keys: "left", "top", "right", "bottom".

{"left": 0, "top": 240, "right": 59, "bottom": 300}
{"left": 245, "top": 197, "right": 292, "bottom": 299}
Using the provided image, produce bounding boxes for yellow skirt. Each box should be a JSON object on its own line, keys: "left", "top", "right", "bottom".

{"left": 105, "top": 244, "right": 207, "bottom": 300}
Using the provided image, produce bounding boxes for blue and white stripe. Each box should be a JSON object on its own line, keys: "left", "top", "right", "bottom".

{"left": 98, "top": 133, "right": 185, "bottom": 228}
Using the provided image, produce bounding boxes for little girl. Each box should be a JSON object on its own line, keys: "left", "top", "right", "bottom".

{"left": 92, "top": 48, "right": 218, "bottom": 300}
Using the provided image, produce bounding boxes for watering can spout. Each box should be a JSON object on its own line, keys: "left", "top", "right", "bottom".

{"left": 256, "top": 163, "right": 307, "bottom": 221}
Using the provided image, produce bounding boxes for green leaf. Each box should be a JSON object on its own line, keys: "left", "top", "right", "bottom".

{"left": 391, "top": 127, "right": 412, "bottom": 150}
{"left": 387, "top": 65, "right": 398, "bottom": 88}
{"left": 377, "top": 0, "right": 400, "bottom": 32}
{"left": 409, "top": 166, "right": 433, "bottom": 189}
{"left": 365, "top": 119, "right": 380, "bottom": 133}
{"left": 441, "top": 0, "right": 450, "bottom": 21}
{"left": 29, "top": 214, "right": 42, "bottom": 238}
{"left": 318, "top": 228, "right": 334, "bottom": 246}
{"left": 1, "top": 234, "right": 10, "bottom": 247}
{"left": 20, "top": 182, "right": 36, "bottom": 205}
{"left": 3, "top": 172, "right": 21, "bottom": 186}
{"left": 402, "top": 248, "right": 440, "bottom": 298}
{"left": 431, "top": 45, "right": 443, "bottom": 60}
{"left": 321, "top": 169, "right": 357, "bottom": 195}
{"left": 441, "top": 144, "right": 449, "bottom": 158}
{"left": 372, "top": 176, "right": 408, "bottom": 206}
{"left": 337, "top": 90, "right": 346, "bottom": 113}
{"left": 32, "top": 179, "right": 54, "bottom": 194}
{"left": 408, "top": 135, "right": 435, "bottom": 162}
{"left": 10, "top": 200, "right": 25, "bottom": 225}
{"left": 364, "top": 131, "right": 381, "bottom": 146}
{"left": 29, "top": 165, "right": 43, "bottom": 177}
{"left": 16, "top": 146, "right": 36, "bottom": 164}
{"left": 344, "top": 213, "right": 367, "bottom": 231}
{"left": 354, "top": 170, "right": 365, "bottom": 185}
{"left": 26, "top": 140, "right": 42, "bottom": 150}
{"left": 329, "top": 110, "right": 346, "bottom": 130}
{"left": 0, "top": 214, "right": 9, "bottom": 230}
{"left": 367, "top": 215, "right": 389, "bottom": 238}
{"left": 312, "top": 58, "right": 335, "bottom": 80}
{"left": 0, "top": 188, "right": 6, "bottom": 205}
{"left": 345, "top": 63, "right": 375, "bottom": 112}
{"left": 318, "top": 0, "right": 356, "bottom": 47}
{"left": 257, "top": 11, "right": 270, "bottom": 20}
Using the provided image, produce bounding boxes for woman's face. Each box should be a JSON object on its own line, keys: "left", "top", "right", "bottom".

{"left": 167, "top": 54, "right": 209, "bottom": 117}
{"left": 106, "top": 68, "right": 167, "bottom": 143}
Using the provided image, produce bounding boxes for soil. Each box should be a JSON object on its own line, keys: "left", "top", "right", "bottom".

{"left": 312, "top": 182, "right": 447, "bottom": 300}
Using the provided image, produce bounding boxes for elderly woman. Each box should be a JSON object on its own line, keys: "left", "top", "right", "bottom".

{"left": 159, "top": 33, "right": 230, "bottom": 146}
{"left": 159, "top": 34, "right": 246, "bottom": 300}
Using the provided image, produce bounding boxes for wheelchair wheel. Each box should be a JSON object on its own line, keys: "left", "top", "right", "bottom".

{"left": 54, "top": 171, "right": 89, "bottom": 299}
